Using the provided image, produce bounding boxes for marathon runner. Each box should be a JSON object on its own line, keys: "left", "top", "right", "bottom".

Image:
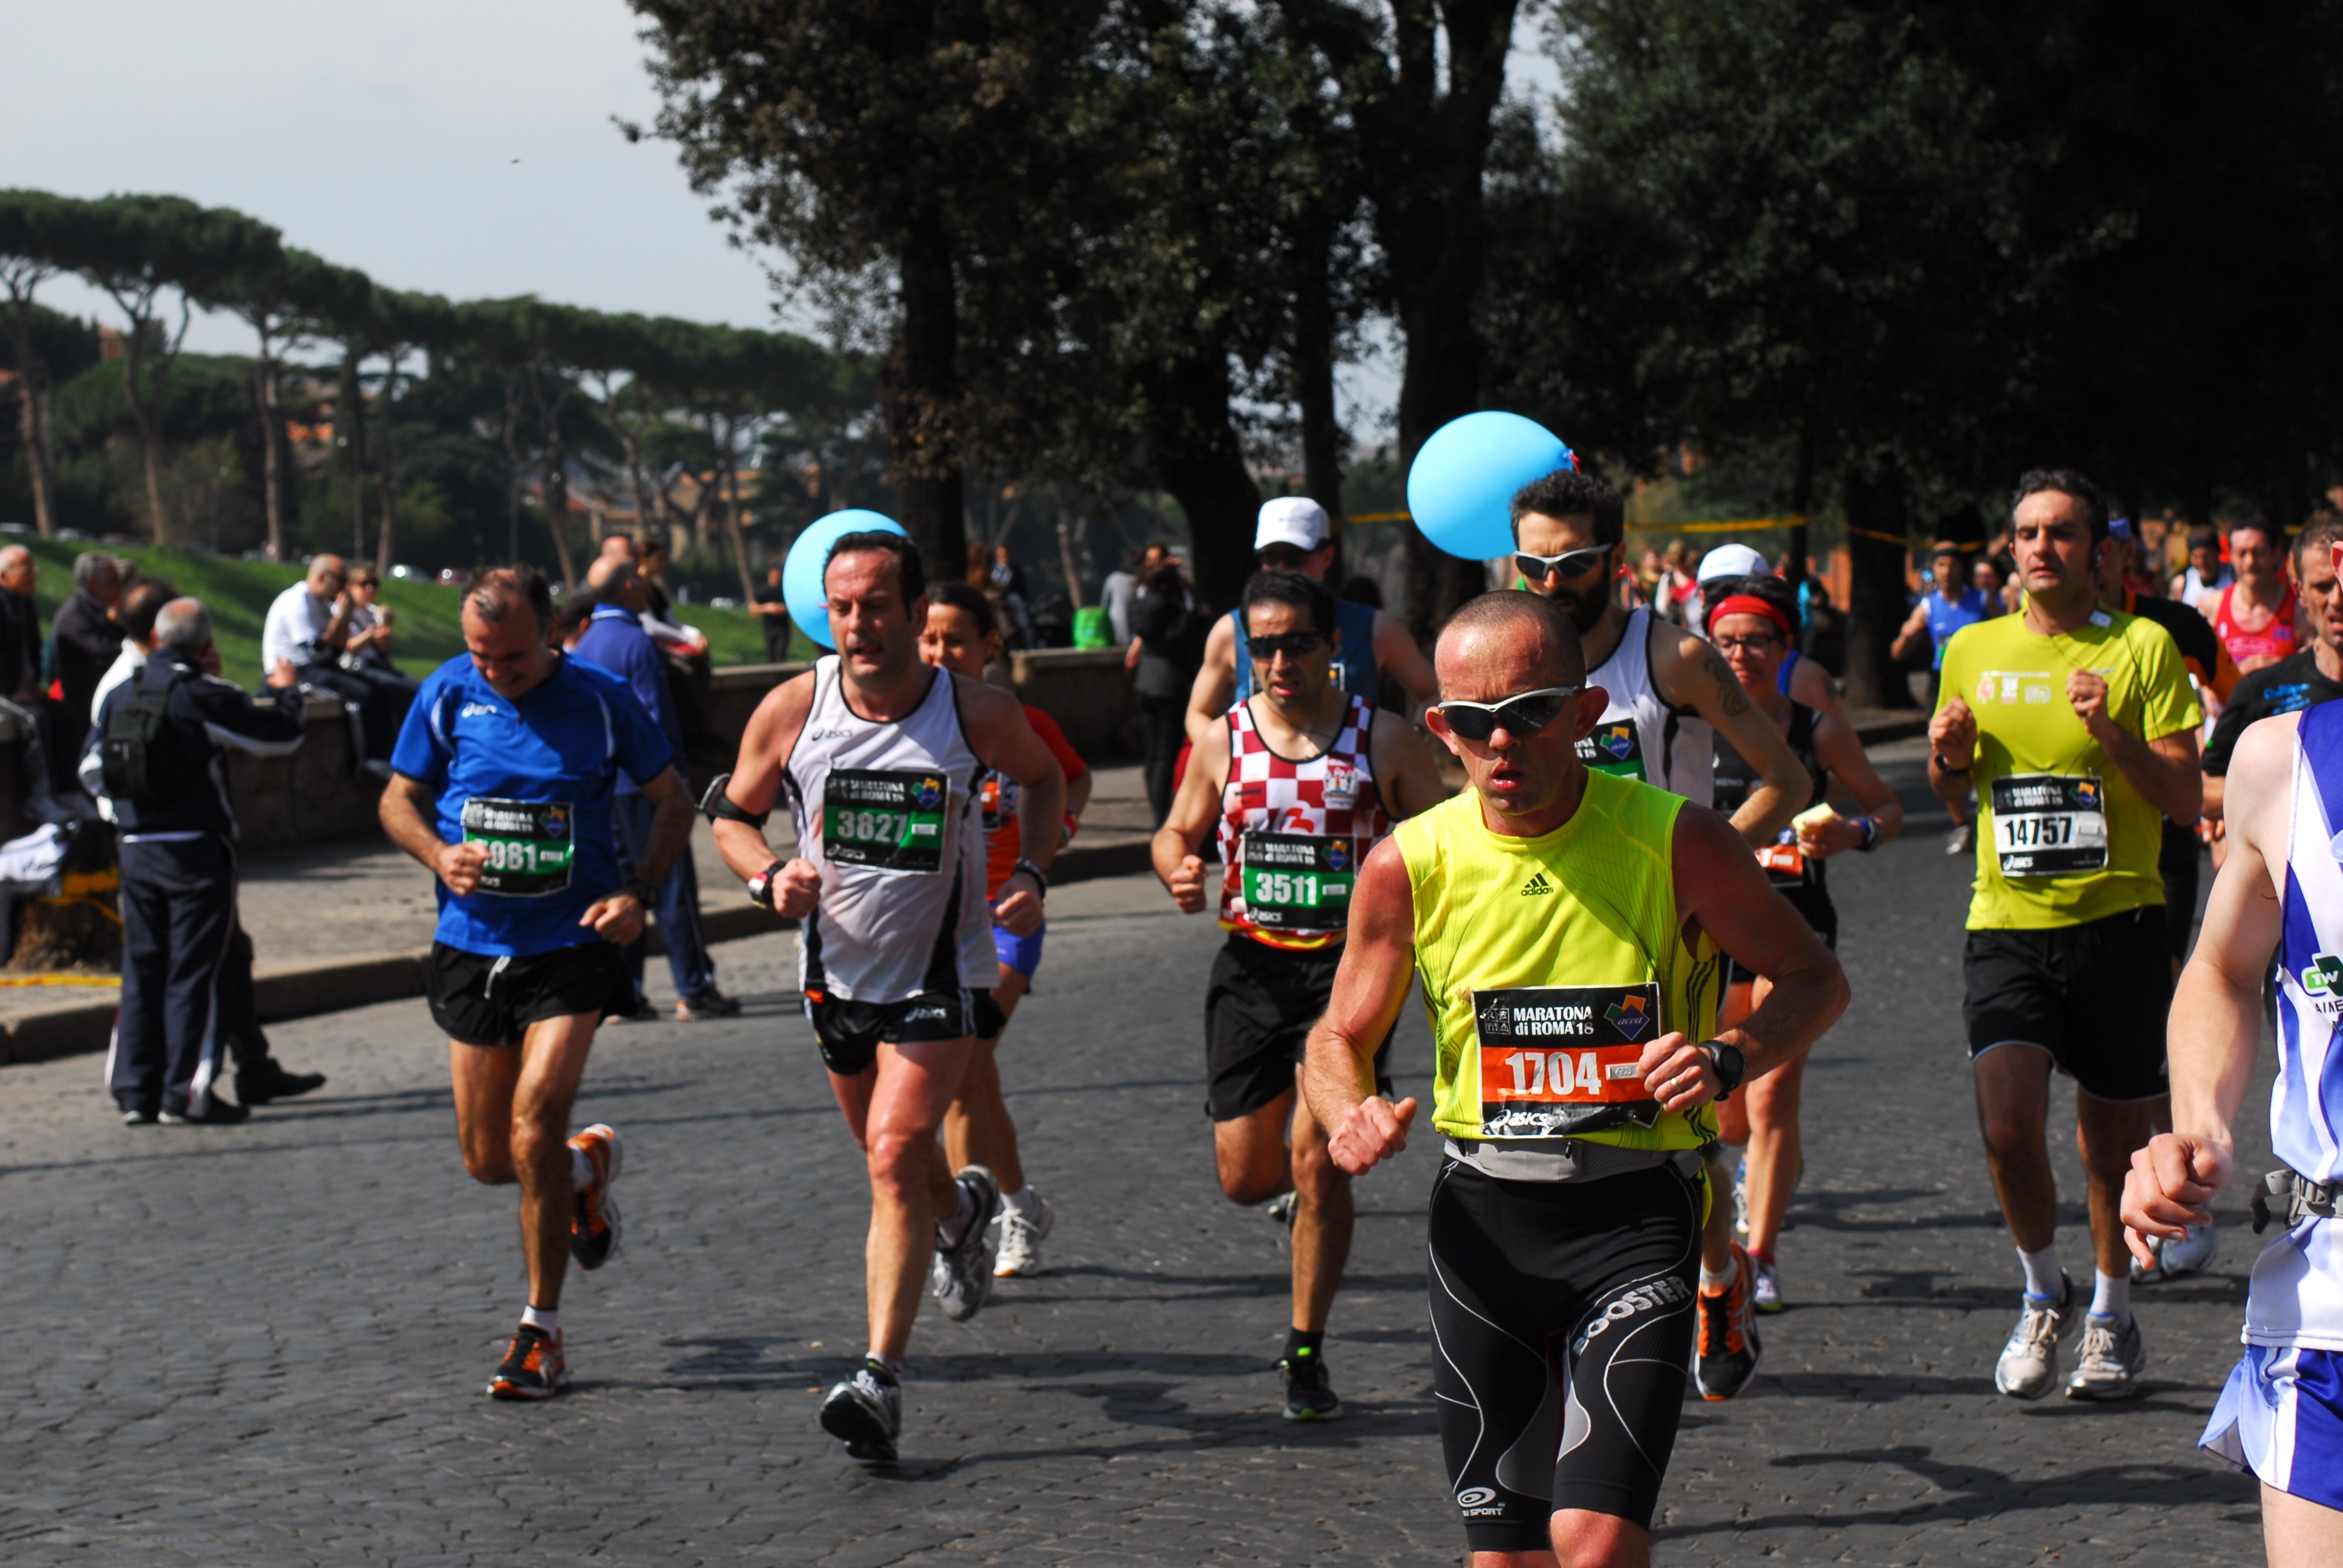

{"left": 1303, "top": 589, "right": 1846, "bottom": 1566}
{"left": 1184, "top": 497, "right": 1437, "bottom": 743}
{"left": 918, "top": 580, "right": 1092, "bottom": 1276}
{"left": 2174, "top": 526, "right": 2235, "bottom": 607}
{"left": 1894, "top": 541, "right": 1992, "bottom": 854}
{"left": 1704, "top": 573, "right": 1904, "bottom": 1313}
{"left": 2122, "top": 658, "right": 2343, "bottom": 1568}
{"left": 2207, "top": 520, "right": 2301, "bottom": 678}
{"left": 1928, "top": 469, "right": 2204, "bottom": 1400}
{"left": 2204, "top": 514, "right": 2343, "bottom": 826}
{"left": 1154, "top": 567, "right": 1447, "bottom": 1420}
{"left": 703, "top": 531, "right": 1067, "bottom": 1463}
{"left": 379, "top": 567, "right": 695, "bottom": 1400}
{"left": 1512, "top": 466, "right": 1810, "bottom": 1399}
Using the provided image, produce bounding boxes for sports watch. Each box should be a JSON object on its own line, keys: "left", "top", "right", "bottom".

{"left": 746, "top": 859, "right": 788, "bottom": 911}
{"left": 1698, "top": 1040, "right": 1746, "bottom": 1099}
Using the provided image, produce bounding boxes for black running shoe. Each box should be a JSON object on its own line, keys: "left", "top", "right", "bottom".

{"left": 160, "top": 1098, "right": 250, "bottom": 1126}
{"left": 676, "top": 987, "right": 742, "bottom": 1021}
{"left": 819, "top": 1357, "right": 902, "bottom": 1462}
{"left": 237, "top": 1060, "right": 326, "bottom": 1105}
{"left": 1277, "top": 1345, "right": 1343, "bottom": 1421}
{"left": 487, "top": 1324, "right": 569, "bottom": 1400}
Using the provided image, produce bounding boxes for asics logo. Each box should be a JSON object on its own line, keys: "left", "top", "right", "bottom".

{"left": 808, "top": 728, "right": 857, "bottom": 740}
{"left": 460, "top": 702, "right": 500, "bottom": 718}
{"left": 1571, "top": 1276, "right": 1692, "bottom": 1356}
{"left": 1521, "top": 872, "right": 1554, "bottom": 896}
{"left": 902, "top": 1006, "right": 949, "bottom": 1022}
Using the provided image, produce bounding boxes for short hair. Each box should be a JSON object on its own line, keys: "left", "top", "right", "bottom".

{"left": 2010, "top": 468, "right": 2109, "bottom": 543}
{"left": 1337, "top": 572, "right": 1384, "bottom": 609}
{"left": 1510, "top": 468, "right": 1624, "bottom": 549}
{"left": 462, "top": 566, "right": 555, "bottom": 632}
{"left": 2229, "top": 518, "right": 2284, "bottom": 552}
{"left": 1242, "top": 567, "right": 1337, "bottom": 636}
{"left": 349, "top": 564, "right": 379, "bottom": 586}
{"left": 73, "top": 552, "right": 120, "bottom": 591}
{"left": 2298, "top": 512, "right": 2343, "bottom": 573}
{"left": 121, "top": 578, "right": 177, "bottom": 642}
{"left": 152, "top": 598, "right": 212, "bottom": 656}
{"left": 1437, "top": 590, "right": 1588, "bottom": 691}
{"left": 1930, "top": 540, "right": 1963, "bottom": 561}
{"left": 589, "top": 558, "right": 638, "bottom": 606}
{"left": 555, "top": 590, "right": 598, "bottom": 639}
{"left": 307, "top": 552, "right": 347, "bottom": 581}
{"left": 1700, "top": 572, "right": 1800, "bottom": 636}
{"left": 926, "top": 580, "right": 998, "bottom": 639}
{"left": 824, "top": 531, "right": 926, "bottom": 602}
{"left": 2186, "top": 525, "right": 2220, "bottom": 554}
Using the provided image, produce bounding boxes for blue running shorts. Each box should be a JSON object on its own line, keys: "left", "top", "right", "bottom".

{"left": 993, "top": 920, "right": 1045, "bottom": 981}
{"left": 2201, "top": 1344, "right": 2343, "bottom": 1511}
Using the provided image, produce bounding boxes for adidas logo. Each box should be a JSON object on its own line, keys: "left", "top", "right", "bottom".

{"left": 1520, "top": 872, "right": 1554, "bottom": 896}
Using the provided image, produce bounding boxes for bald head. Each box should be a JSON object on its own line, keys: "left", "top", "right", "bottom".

{"left": 600, "top": 534, "right": 636, "bottom": 563}
{"left": 1435, "top": 591, "right": 1588, "bottom": 696}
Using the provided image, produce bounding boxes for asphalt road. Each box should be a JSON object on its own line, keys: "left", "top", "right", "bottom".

{"left": 0, "top": 739, "right": 2274, "bottom": 1565}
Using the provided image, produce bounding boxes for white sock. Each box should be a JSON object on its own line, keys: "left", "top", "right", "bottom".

{"left": 521, "top": 1304, "right": 560, "bottom": 1339}
{"left": 865, "top": 1350, "right": 903, "bottom": 1380}
{"left": 2089, "top": 1269, "right": 2131, "bottom": 1325}
{"left": 1700, "top": 1253, "right": 1737, "bottom": 1293}
{"left": 937, "top": 1181, "right": 977, "bottom": 1246}
{"left": 1004, "top": 1184, "right": 1041, "bottom": 1218}
{"left": 2019, "top": 1243, "right": 2063, "bottom": 1302}
{"left": 569, "top": 1146, "right": 594, "bottom": 1190}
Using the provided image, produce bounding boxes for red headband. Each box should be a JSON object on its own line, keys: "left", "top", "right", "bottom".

{"left": 1711, "top": 595, "right": 1793, "bottom": 638}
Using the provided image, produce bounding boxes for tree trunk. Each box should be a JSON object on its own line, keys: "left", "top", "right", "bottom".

{"left": 254, "top": 324, "right": 286, "bottom": 563}
{"left": 1054, "top": 483, "right": 1088, "bottom": 610}
{"left": 120, "top": 329, "right": 171, "bottom": 545}
{"left": 1291, "top": 222, "right": 1346, "bottom": 552}
{"left": 499, "top": 374, "right": 525, "bottom": 564}
{"left": 5, "top": 300, "right": 57, "bottom": 537}
{"left": 373, "top": 351, "right": 402, "bottom": 577}
{"left": 719, "top": 412, "right": 758, "bottom": 606}
{"left": 883, "top": 209, "right": 966, "bottom": 589}
{"left": 528, "top": 369, "right": 578, "bottom": 588}
{"left": 339, "top": 352, "right": 367, "bottom": 560}
{"left": 1841, "top": 460, "right": 1914, "bottom": 710}
{"left": 1146, "top": 353, "right": 1261, "bottom": 614}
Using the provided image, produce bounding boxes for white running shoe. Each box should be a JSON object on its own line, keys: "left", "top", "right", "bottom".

{"left": 1994, "top": 1274, "right": 2077, "bottom": 1399}
{"left": 929, "top": 1166, "right": 1001, "bottom": 1321}
{"left": 1751, "top": 1253, "right": 1783, "bottom": 1314}
{"left": 1732, "top": 1159, "right": 1751, "bottom": 1238}
{"left": 2065, "top": 1312, "right": 2147, "bottom": 1400}
{"left": 1945, "top": 823, "right": 1974, "bottom": 856}
{"left": 993, "top": 1189, "right": 1055, "bottom": 1276}
{"left": 819, "top": 1357, "right": 902, "bottom": 1462}
{"left": 2132, "top": 1220, "right": 2219, "bottom": 1283}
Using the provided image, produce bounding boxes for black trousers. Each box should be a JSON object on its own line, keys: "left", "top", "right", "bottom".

{"left": 297, "top": 662, "right": 412, "bottom": 765}
{"left": 1138, "top": 692, "right": 1185, "bottom": 827}
{"left": 111, "top": 835, "right": 238, "bottom": 1116}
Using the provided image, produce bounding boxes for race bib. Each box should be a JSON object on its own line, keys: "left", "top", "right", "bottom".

{"left": 1755, "top": 838, "right": 1807, "bottom": 883}
{"left": 824, "top": 768, "right": 949, "bottom": 872}
{"left": 461, "top": 797, "right": 574, "bottom": 897}
{"left": 1472, "top": 982, "right": 1664, "bottom": 1138}
{"left": 1990, "top": 773, "right": 2108, "bottom": 875}
{"left": 1576, "top": 717, "right": 1647, "bottom": 781}
{"left": 1240, "top": 832, "right": 1355, "bottom": 928}
{"left": 980, "top": 772, "right": 1018, "bottom": 834}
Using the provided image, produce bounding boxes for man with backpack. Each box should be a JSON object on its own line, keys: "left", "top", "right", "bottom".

{"left": 82, "top": 598, "right": 306, "bottom": 1126}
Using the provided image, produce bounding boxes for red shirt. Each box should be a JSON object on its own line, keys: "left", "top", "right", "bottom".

{"left": 981, "top": 706, "right": 1086, "bottom": 898}
{"left": 2212, "top": 581, "right": 2299, "bottom": 669}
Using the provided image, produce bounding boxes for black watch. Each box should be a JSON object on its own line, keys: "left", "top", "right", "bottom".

{"left": 1011, "top": 857, "right": 1049, "bottom": 901}
{"left": 1699, "top": 1040, "right": 1746, "bottom": 1099}
{"left": 746, "top": 859, "right": 788, "bottom": 911}
{"left": 621, "top": 877, "right": 660, "bottom": 908}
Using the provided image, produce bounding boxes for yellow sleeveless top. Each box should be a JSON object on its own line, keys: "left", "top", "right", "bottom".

{"left": 1395, "top": 771, "right": 1722, "bottom": 1151}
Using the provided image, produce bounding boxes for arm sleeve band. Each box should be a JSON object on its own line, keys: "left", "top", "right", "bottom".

{"left": 698, "top": 771, "right": 771, "bottom": 830}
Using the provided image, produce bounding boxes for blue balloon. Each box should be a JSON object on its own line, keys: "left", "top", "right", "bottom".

{"left": 782, "top": 509, "right": 909, "bottom": 650}
{"left": 1406, "top": 412, "right": 1575, "bottom": 561}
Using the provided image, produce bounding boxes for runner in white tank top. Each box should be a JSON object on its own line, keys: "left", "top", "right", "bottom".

{"left": 704, "top": 531, "right": 1069, "bottom": 1466}
{"left": 1580, "top": 604, "right": 1717, "bottom": 804}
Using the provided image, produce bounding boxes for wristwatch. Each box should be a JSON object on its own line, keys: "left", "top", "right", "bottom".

{"left": 621, "top": 877, "right": 660, "bottom": 909}
{"left": 746, "top": 859, "right": 788, "bottom": 911}
{"left": 1011, "top": 857, "right": 1049, "bottom": 901}
{"left": 1698, "top": 1040, "right": 1746, "bottom": 1099}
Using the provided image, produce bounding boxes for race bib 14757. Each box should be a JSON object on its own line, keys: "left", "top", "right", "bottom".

{"left": 1989, "top": 773, "right": 2108, "bottom": 876}
{"left": 1472, "top": 982, "right": 1664, "bottom": 1138}
{"left": 823, "top": 768, "right": 949, "bottom": 872}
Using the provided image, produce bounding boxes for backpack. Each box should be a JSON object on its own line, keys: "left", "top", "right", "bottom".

{"left": 100, "top": 670, "right": 195, "bottom": 805}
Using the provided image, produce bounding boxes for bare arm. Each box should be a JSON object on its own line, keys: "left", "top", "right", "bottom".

{"left": 1371, "top": 609, "right": 1438, "bottom": 705}
{"left": 1657, "top": 630, "right": 1807, "bottom": 843}
{"left": 1798, "top": 711, "right": 1905, "bottom": 855}
{"left": 1303, "top": 837, "right": 1423, "bottom": 1174}
{"left": 380, "top": 771, "right": 487, "bottom": 896}
{"left": 1889, "top": 601, "right": 1932, "bottom": 662}
{"left": 1152, "top": 715, "right": 1229, "bottom": 912}
{"left": 708, "top": 671, "right": 822, "bottom": 917}
{"left": 1368, "top": 707, "right": 1453, "bottom": 820}
{"left": 1928, "top": 696, "right": 1978, "bottom": 802}
{"left": 1184, "top": 613, "right": 1238, "bottom": 745}
{"left": 2069, "top": 668, "right": 2202, "bottom": 822}
{"left": 1067, "top": 769, "right": 1094, "bottom": 820}
{"left": 961, "top": 679, "right": 1067, "bottom": 936}
{"left": 1787, "top": 653, "right": 1848, "bottom": 726}
{"left": 572, "top": 764, "right": 694, "bottom": 945}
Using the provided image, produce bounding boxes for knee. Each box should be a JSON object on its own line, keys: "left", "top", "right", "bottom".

{"left": 865, "top": 1129, "right": 932, "bottom": 1195}
{"left": 1290, "top": 1140, "right": 1348, "bottom": 1206}
{"left": 507, "top": 1117, "right": 568, "bottom": 1181}
{"left": 459, "top": 1141, "right": 517, "bottom": 1186}
{"left": 1219, "top": 1166, "right": 1285, "bottom": 1207}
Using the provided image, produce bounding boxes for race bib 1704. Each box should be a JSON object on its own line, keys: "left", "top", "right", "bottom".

{"left": 823, "top": 768, "right": 949, "bottom": 872}
{"left": 1239, "top": 831, "right": 1356, "bottom": 928}
{"left": 1990, "top": 773, "right": 2108, "bottom": 876}
{"left": 461, "top": 796, "right": 575, "bottom": 897}
{"left": 1472, "top": 982, "right": 1664, "bottom": 1138}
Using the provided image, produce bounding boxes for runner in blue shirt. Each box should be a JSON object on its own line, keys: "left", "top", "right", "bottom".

{"left": 379, "top": 566, "right": 696, "bottom": 1402}
{"left": 1894, "top": 540, "right": 1992, "bottom": 853}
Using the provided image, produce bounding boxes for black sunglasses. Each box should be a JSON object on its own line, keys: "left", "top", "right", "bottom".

{"left": 1434, "top": 685, "right": 1582, "bottom": 742}
{"left": 1515, "top": 547, "right": 1611, "bottom": 582}
{"left": 1250, "top": 630, "right": 1328, "bottom": 659}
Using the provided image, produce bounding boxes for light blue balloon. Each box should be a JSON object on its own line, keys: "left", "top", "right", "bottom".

{"left": 783, "top": 510, "right": 909, "bottom": 650}
{"left": 1406, "top": 412, "right": 1575, "bottom": 561}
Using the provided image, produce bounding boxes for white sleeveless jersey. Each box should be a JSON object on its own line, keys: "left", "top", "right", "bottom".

{"left": 1576, "top": 606, "right": 1714, "bottom": 806}
{"left": 783, "top": 657, "right": 994, "bottom": 1003}
{"left": 2253, "top": 701, "right": 2343, "bottom": 1349}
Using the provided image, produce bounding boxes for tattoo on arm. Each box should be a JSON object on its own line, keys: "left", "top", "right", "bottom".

{"left": 1702, "top": 646, "right": 1752, "bottom": 717}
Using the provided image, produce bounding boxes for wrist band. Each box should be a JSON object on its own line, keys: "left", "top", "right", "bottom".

{"left": 1855, "top": 816, "right": 1881, "bottom": 852}
{"left": 1012, "top": 858, "right": 1049, "bottom": 900}
{"left": 1933, "top": 753, "right": 1973, "bottom": 774}
{"left": 622, "top": 877, "right": 660, "bottom": 908}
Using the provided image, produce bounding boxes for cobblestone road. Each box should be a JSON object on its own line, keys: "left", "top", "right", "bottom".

{"left": 0, "top": 743, "right": 2273, "bottom": 1564}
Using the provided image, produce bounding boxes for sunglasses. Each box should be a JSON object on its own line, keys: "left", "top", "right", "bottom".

{"left": 1434, "top": 685, "right": 1582, "bottom": 742}
{"left": 1257, "top": 546, "right": 1317, "bottom": 570}
{"left": 1249, "top": 630, "right": 1328, "bottom": 659}
{"left": 1515, "top": 547, "right": 1610, "bottom": 582}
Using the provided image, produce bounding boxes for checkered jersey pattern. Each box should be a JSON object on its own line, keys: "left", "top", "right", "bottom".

{"left": 1217, "top": 694, "right": 1392, "bottom": 949}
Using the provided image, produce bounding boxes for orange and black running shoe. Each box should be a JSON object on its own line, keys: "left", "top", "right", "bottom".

{"left": 487, "top": 1324, "right": 568, "bottom": 1400}
{"left": 1694, "top": 1241, "right": 1763, "bottom": 1401}
{"left": 568, "top": 1123, "right": 624, "bottom": 1271}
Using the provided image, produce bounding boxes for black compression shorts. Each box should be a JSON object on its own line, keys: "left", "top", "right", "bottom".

{"left": 1429, "top": 1156, "right": 1705, "bottom": 1551}
{"left": 427, "top": 941, "right": 630, "bottom": 1049}
{"left": 2157, "top": 816, "right": 2200, "bottom": 962}
{"left": 1961, "top": 906, "right": 2172, "bottom": 1102}
{"left": 804, "top": 988, "right": 975, "bottom": 1076}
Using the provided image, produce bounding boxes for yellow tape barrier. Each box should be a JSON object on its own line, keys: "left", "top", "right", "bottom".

{"left": 0, "top": 974, "right": 119, "bottom": 987}
{"left": 1346, "top": 511, "right": 1922, "bottom": 549}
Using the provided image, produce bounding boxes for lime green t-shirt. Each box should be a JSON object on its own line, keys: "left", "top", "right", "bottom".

{"left": 1936, "top": 607, "right": 2201, "bottom": 930}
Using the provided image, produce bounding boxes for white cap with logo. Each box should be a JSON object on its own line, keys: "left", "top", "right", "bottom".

{"left": 1256, "top": 497, "right": 1331, "bottom": 554}
{"left": 1696, "top": 543, "right": 1771, "bottom": 584}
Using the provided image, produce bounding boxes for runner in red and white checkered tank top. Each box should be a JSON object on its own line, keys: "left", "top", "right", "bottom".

{"left": 1217, "top": 691, "right": 1393, "bottom": 952}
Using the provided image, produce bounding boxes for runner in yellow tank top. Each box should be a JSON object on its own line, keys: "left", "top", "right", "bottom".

{"left": 1302, "top": 592, "right": 1846, "bottom": 1568}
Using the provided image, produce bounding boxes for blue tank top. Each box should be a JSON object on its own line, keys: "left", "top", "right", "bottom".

{"left": 1233, "top": 597, "right": 1380, "bottom": 701}
{"left": 1924, "top": 588, "right": 1989, "bottom": 670}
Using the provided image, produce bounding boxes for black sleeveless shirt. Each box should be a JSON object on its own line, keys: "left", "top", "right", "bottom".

{"left": 1712, "top": 700, "right": 1837, "bottom": 933}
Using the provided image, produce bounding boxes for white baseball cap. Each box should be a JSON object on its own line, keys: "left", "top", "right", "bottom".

{"left": 1256, "top": 497, "right": 1331, "bottom": 554}
{"left": 1696, "top": 543, "right": 1771, "bottom": 584}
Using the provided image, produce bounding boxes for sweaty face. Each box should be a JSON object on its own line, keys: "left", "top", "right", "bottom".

{"left": 1711, "top": 612, "right": 1786, "bottom": 691}
{"left": 1514, "top": 512, "right": 1613, "bottom": 635}
{"left": 2011, "top": 491, "right": 2097, "bottom": 601}
{"left": 464, "top": 604, "right": 554, "bottom": 700}
{"left": 825, "top": 549, "right": 921, "bottom": 683}
{"left": 2232, "top": 529, "right": 2282, "bottom": 586}
{"left": 1244, "top": 599, "right": 1337, "bottom": 707}
{"left": 917, "top": 604, "right": 995, "bottom": 680}
{"left": 2305, "top": 544, "right": 2343, "bottom": 652}
{"left": 1429, "top": 623, "right": 1599, "bottom": 823}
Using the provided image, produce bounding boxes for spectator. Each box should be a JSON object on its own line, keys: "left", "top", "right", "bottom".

{"left": 49, "top": 553, "right": 125, "bottom": 753}
{"left": 635, "top": 534, "right": 676, "bottom": 620}
{"left": 90, "top": 577, "right": 180, "bottom": 721}
{"left": 342, "top": 566, "right": 399, "bottom": 671}
{"left": 750, "top": 563, "right": 793, "bottom": 661}
{"left": 990, "top": 543, "right": 1036, "bottom": 647}
{"left": 556, "top": 590, "right": 598, "bottom": 650}
{"left": 1129, "top": 555, "right": 1202, "bottom": 825}
{"left": 261, "top": 554, "right": 400, "bottom": 776}
{"left": 2172, "top": 525, "right": 2234, "bottom": 607}
{"left": 574, "top": 557, "right": 738, "bottom": 1021}
{"left": 1101, "top": 546, "right": 1143, "bottom": 645}
{"left": 0, "top": 544, "right": 41, "bottom": 704}
{"left": 1971, "top": 555, "right": 2008, "bottom": 616}
{"left": 84, "top": 598, "right": 306, "bottom": 1125}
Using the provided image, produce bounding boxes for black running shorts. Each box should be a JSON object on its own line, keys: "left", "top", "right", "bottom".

{"left": 1962, "top": 905, "right": 2172, "bottom": 1102}
{"left": 973, "top": 988, "right": 1008, "bottom": 1042}
{"left": 805, "top": 988, "right": 975, "bottom": 1076}
{"left": 1204, "top": 935, "right": 1389, "bottom": 1122}
{"left": 2157, "top": 817, "right": 2201, "bottom": 962}
{"left": 427, "top": 940, "right": 631, "bottom": 1049}
{"left": 1429, "top": 1156, "right": 1705, "bottom": 1550}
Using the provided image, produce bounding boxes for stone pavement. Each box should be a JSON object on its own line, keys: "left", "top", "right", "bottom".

{"left": 0, "top": 740, "right": 2275, "bottom": 1564}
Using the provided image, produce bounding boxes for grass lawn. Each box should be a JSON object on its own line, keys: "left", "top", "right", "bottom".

{"left": 7, "top": 537, "right": 818, "bottom": 690}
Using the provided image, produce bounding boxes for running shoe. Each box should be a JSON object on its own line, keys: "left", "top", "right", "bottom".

{"left": 160, "top": 1099, "right": 250, "bottom": 1125}
{"left": 2132, "top": 1220, "right": 2218, "bottom": 1284}
{"left": 1945, "top": 823, "right": 1974, "bottom": 855}
{"left": 568, "top": 1123, "right": 624, "bottom": 1271}
{"left": 1732, "top": 1158, "right": 1751, "bottom": 1238}
{"left": 993, "top": 1188, "right": 1055, "bottom": 1277}
{"left": 1267, "top": 1192, "right": 1297, "bottom": 1229}
{"left": 675, "top": 987, "right": 742, "bottom": 1022}
{"left": 1277, "top": 1345, "right": 1343, "bottom": 1420}
{"left": 1694, "top": 1244, "right": 1763, "bottom": 1400}
{"left": 236, "top": 1059, "right": 326, "bottom": 1105}
{"left": 820, "top": 1357, "right": 902, "bottom": 1462}
{"left": 929, "top": 1165, "right": 1001, "bottom": 1321}
{"left": 487, "top": 1324, "right": 568, "bottom": 1400}
{"left": 120, "top": 1105, "right": 157, "bottom": 1127}
{"left": 1993, "top": 1273, "right": 2077, "bottom": 1400}
{"left": 1751, "top": 1252, "right": 1783, "bottom": 1315}
{"left": 2065, "top": 1312, "right": 2146, "bottom": 1400}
